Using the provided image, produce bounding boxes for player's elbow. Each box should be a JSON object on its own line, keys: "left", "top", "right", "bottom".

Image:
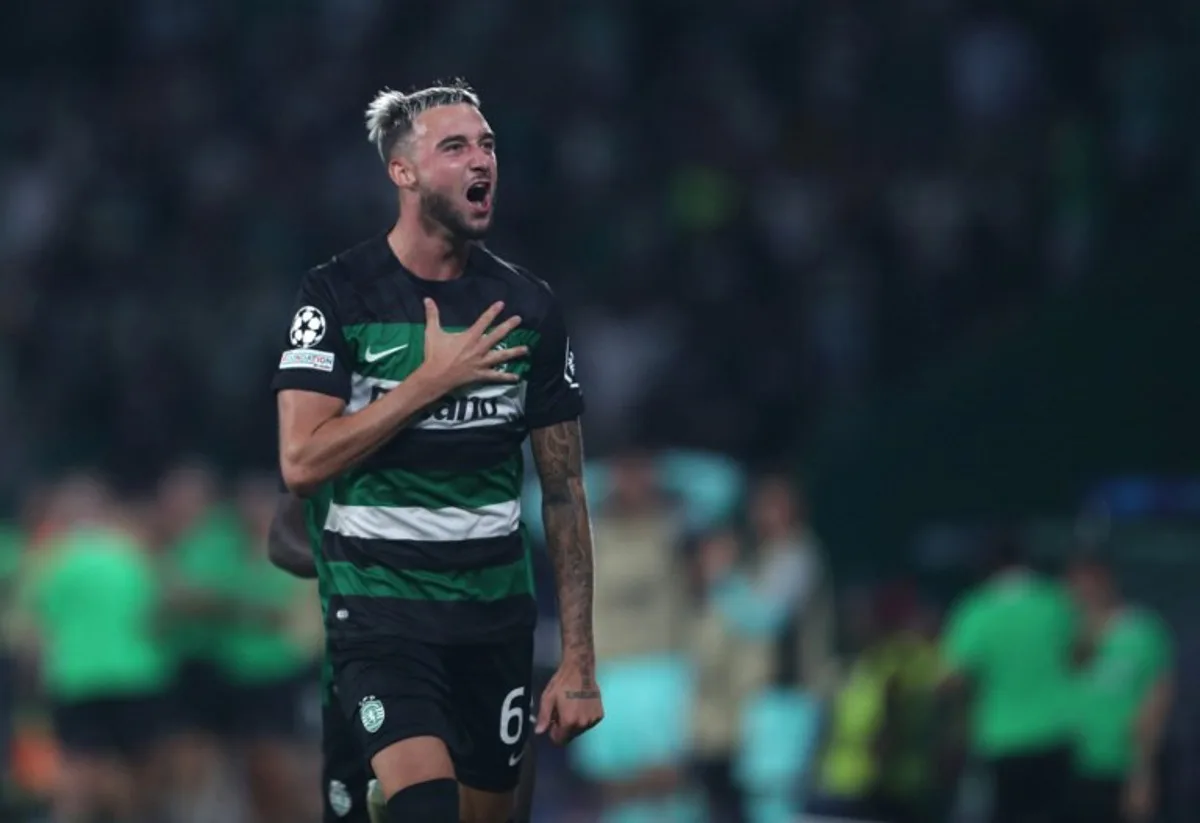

{"left": 280, "top": 455, "right": 320, "bottom": 497}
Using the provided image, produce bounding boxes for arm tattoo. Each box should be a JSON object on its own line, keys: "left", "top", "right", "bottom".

{"left": 530, "top": 419, "right": 596, "bottom": 687}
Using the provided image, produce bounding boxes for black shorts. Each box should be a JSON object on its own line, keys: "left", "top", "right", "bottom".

{"left": 53, "top": 692, "right": 172, "bottom": 758}
{"left": 322, "top": 686, "right": 372, "bottom": 823}
{"left": 989, "top": 744, "right": 1071, "bottom": 823}
{"left": 226, "top": 671, "right": 318, "bottom": 743}
{"left": 1069, "top": 775, "right": 1122, "bottom": 823}
{"left": 173, "top": 659, "right": 317, "bottom": 741}
{"left": 172, "top": 658, "right": 232, "bottom": 735}
{"left": 332, "top": 633, "right": 534, "bottom": 793}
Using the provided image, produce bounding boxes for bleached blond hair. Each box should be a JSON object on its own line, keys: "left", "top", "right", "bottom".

{"left": 365, "top": 79, "right": 482, "bottom": 162}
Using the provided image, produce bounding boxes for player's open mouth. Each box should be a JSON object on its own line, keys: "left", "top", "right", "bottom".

{"left": 466, "top": 181, "right": 492, "bottom": 210}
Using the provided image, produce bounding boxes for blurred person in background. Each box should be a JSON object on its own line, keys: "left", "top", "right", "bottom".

{"left": 804, "top": 584, "right": 936, "bottom": 823}
{"left": 570, "top": 448, "right": 699, "bottom": 823}
{"left": 29, "top": 475, "right": 110, "bottom": 549}
{"left": 6, "top": 479, "right": 105, "bottom": 810}
{"left": 692, "top": 474, "right": 835, "bottom": 822}
{"left": 1065, "top": 554, "right": 1173, "bottom": 823}
{"left": 702, "top": 476, "right": 835, "bottom": 692}
{"left": 224, "top": 475, "right": 322, "bottom": 823}
{"left": 155, "top": 461, "right": 244, "bottom": 819}
{"left": 691, "top": 529, "right": 770, "bottom": 823}
{"left": 14, "top": 480, "right": 173, "bottom": 823}
{"left": 940, "top": 536, "right": 1077, "bottom": 823}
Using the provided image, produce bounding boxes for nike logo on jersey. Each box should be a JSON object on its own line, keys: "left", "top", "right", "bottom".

{"left": 508, "top": 749, "right": 524, "bottom": 767}
{"left": 363, "top": 344, "right": 408, "bottom": 363}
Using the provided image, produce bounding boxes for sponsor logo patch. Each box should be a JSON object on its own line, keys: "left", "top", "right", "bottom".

{"left": 280, "top": 348, "right": 335, "bottom": 372}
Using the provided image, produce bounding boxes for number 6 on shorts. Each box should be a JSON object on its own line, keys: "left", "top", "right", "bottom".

{"left": 499, "top": 686, "right": 525, "bottom": 746}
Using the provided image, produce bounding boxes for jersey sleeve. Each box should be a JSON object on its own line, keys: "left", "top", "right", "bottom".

{"left": 270, "top": 270, "right": 353, "bottom": 402}
{"left": 524, "top": 292, "right": 584, "bottom": 429}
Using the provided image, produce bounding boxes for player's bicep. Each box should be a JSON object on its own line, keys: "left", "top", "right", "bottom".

{"left": 278, "top": 389, "right": 347, "bottom": 485}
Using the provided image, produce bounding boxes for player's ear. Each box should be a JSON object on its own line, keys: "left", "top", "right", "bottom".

{"left": 388, "top": 156, "right": 416, "bottom": 190}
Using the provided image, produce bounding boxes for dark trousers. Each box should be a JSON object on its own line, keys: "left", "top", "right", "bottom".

{"left": 1069, "top": 776, "right": 1122, "bottom": 823}
{"left": 694, "top": 756, "right": 744, "bottom": 823}
{"left": 0, "top": 654, "right": 12, "bottom": 785}
{"left": 989, "top": 745, "right": 1071, "bottom": 823}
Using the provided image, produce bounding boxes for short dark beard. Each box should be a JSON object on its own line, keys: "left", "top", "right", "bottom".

{"left": 419, "top": 186, "right": 487, "bottom": 242}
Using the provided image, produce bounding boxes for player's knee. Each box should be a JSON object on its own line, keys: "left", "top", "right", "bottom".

{"left": 385, "top": 777, "right": 458, "bottom": 822}
{"left": 370, "top": 734, "right": 455, "bottom": 798}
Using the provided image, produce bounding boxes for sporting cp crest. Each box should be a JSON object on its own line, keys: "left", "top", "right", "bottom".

{"left": 359, "top": 695, "right": 386, "bottom": 733}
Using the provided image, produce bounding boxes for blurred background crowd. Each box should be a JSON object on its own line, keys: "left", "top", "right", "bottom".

{"left": 1, "top": 0, "right": 1198, "bottom": 822}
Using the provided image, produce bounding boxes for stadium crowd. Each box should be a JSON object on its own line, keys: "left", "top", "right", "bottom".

{"left": 0, "top": 0, "right": 1191, "bottom": 499}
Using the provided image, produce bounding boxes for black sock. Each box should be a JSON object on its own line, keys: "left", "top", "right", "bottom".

{"left": 385, "top": 777, "right": 458, "bottom": 822}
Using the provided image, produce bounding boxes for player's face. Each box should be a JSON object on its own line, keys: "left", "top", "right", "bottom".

{"left": 407, "top": 104, "right": 497, "bottom": 240}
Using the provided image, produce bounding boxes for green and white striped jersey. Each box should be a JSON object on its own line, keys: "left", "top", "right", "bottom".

{"left": 274, "top": 235, "right": 582, "bottom": 644}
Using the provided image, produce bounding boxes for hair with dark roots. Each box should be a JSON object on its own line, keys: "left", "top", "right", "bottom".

{"left": 364, "top": 79, "right": 481, "bottom": 162}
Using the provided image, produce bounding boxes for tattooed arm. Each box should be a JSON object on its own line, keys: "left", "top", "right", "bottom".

{"left": 530, "top": 419, "right": 598, "bottom": 697}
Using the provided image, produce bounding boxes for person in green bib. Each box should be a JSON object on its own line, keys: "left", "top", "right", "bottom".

{"left": 225, "top": 475, "right": 322, "bottom": 823}
{"left": 158, "top": 462, "right": 317, "bottom": 822}
{"left": 1065, "top": 554, "right": 1173, "bottom": 823}
{"left": 158, "top": 462, "right": 246, "bottom": 740}
{"left": 18, "top": 500, "right": 173, "bottom": 823}
{"left": 941, "top": 538, "right": 1077, "bottom": 823}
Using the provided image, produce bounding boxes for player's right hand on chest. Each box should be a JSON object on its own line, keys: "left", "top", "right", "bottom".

{"left": 419, "top": 299, "right": 527, "bottom": 392}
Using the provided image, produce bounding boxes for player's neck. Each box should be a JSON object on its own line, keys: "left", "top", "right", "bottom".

{"left": 387, "top": 219, "right": 470, "bottom": 282}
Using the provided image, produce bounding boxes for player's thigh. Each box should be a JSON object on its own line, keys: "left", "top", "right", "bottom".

{"left": 332, "top": 638, "right": 457, "bottom": 797}
{"left": 321, "top": 696, "right": 372, "bottom": 823}
{"left": 446, "top": 633, "right": 535, "bottom": 799}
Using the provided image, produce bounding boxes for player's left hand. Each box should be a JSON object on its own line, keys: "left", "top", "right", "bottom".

{"left": 535, "top": 661, "right": 604, "bottom": 746}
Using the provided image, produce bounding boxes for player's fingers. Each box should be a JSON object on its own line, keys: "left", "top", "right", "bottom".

{"left": 535, "top": 690, "right": 555, "bottom": 735}
{"left": 481, "top": 345, "right": 528, "bottom": 366}
{"left": 467, "top": 302, "right": 506, "bottom": 338}
{"left": 478, "top": 369, "right": 521, "bottom": 384}
{"left": 552, "top": 723, "right": 570, "bottom": 746}
{"left": 480, "top": 314, "right": 523, "bottom": 348}
{"left": 423, "top": 298, "right": 442, "bottom": 331}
